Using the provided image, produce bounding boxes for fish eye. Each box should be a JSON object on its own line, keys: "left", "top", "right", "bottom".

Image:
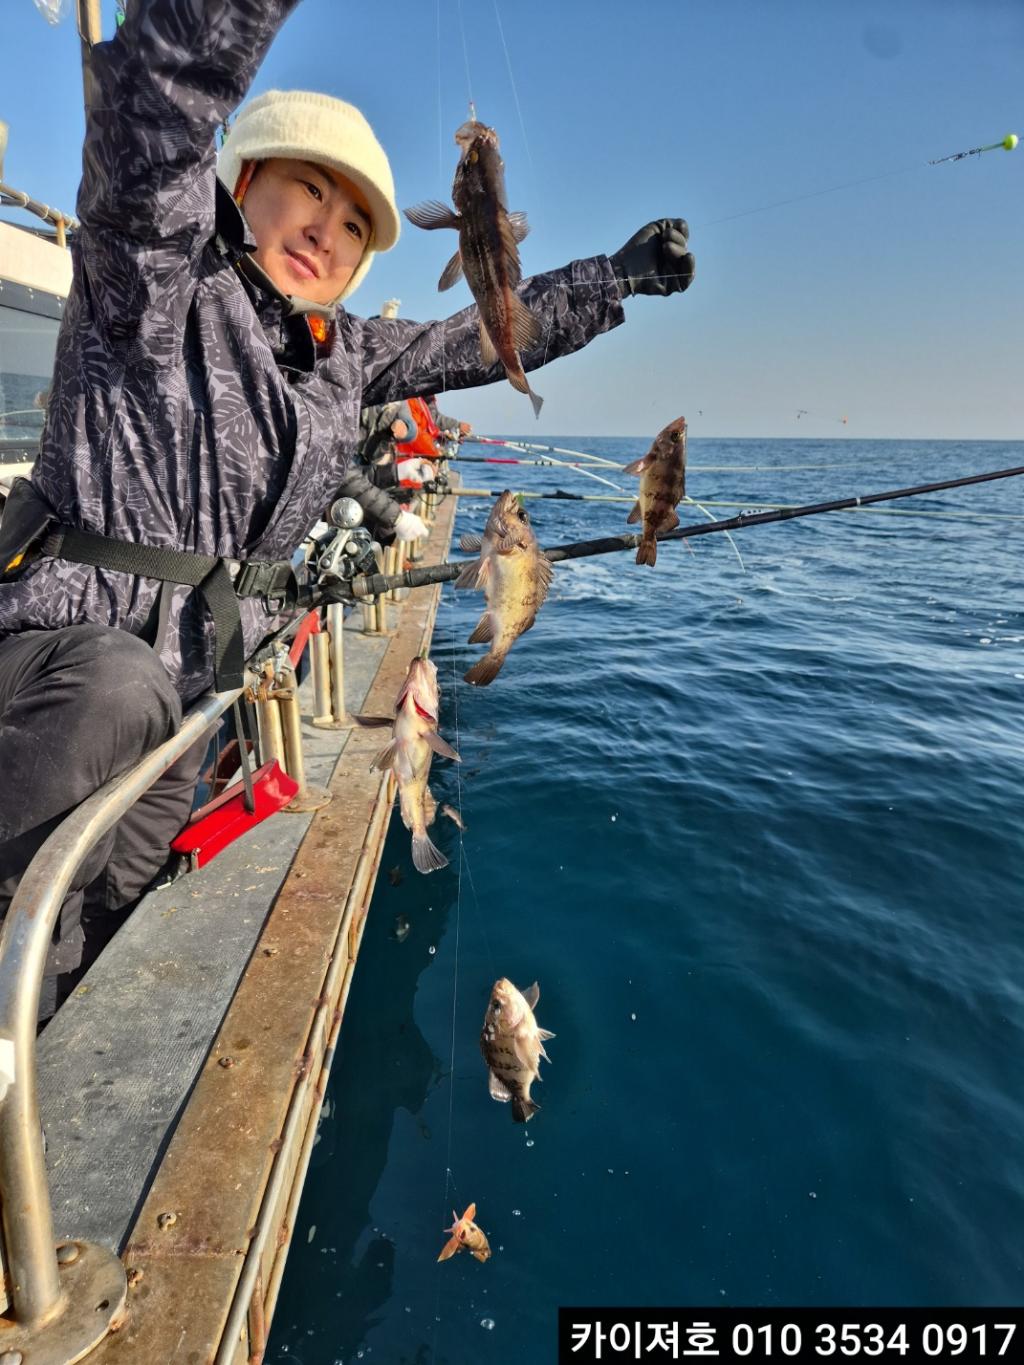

{"left": 491, "top": 1001, "right": 502, "bottom": 1012}
{"left": 517, "top": 508, "right": 528, "bottom": 521}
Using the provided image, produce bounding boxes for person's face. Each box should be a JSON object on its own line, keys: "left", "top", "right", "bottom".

{"left": 242, "top": 158, "right": 372, "bottom": 305}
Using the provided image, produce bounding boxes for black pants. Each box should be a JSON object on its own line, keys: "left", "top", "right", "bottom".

{"left": 0, "top": 625, "right": 204, "bottom": 1019}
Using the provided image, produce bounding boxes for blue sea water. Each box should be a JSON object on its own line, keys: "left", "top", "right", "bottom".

{"left": 268, "top": 438, "right": 1024, "bottom": 1365}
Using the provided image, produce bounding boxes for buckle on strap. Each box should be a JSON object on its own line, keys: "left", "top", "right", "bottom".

{"left": 231, "top": 559, "right": 297, "bottom": 609}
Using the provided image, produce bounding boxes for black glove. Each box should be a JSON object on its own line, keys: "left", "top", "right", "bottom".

{"left": 610, "top": 219, "right": 695, "bottom": 297}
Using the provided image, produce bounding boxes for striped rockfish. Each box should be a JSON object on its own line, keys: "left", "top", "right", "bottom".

{"left": 455, "top": 490, "right": 553, "bottom": 686}
{"left": 367, "top": 657, "right": 460, "bottom": 874}
{"left": 404, "top": 120, "right": 543, "bottom": 417}
{"left": 623, "top": 416, "right": 688, "bottom": 566}
{"left": 479, "top": 977, "right": 554, "bottom": 1124}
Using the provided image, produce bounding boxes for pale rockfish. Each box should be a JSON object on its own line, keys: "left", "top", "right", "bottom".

{"left": 404, "top": 120, "right": 543, "bottom": 417}
{"left": 369, "top": 657, "right": 460, "bottom": 874}
{"left": 437, "top": 1202, "right": 492, "bottom": 1263}
{"left": 479, "top": 978, "right": 554, "bottom": 1124}
{"left": 623, "top": 416, "right": 687, "bottom": 566}
{"left": 454, "top": 490, "right": 553, "bottom": 686}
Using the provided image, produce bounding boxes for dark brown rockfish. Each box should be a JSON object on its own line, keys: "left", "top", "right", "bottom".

{"left": 404, "top": 120, "right": 543, "bottom": 417}
{"left": 623, "top": 416, "right": 688, "bottom": 566}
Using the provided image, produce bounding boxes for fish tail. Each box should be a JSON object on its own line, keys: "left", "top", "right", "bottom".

{"left": 635, "top": 536, "right": 657, "bottom": 568}
{"left": 463, "top": 652, "right": 505, "bottom": 687}
{"left": 512, "top": 1095, "right": 540, "bottom": 1123}
{"left": 437, "top": 1234, "right": 461, "bottom": 1262}
{"left": 412, "top": 832, "right": 448, "bottom": 874}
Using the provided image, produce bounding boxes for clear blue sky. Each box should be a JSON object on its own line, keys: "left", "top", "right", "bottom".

{"left": 4, "top": 0, "right": 1022, "bottom": 439}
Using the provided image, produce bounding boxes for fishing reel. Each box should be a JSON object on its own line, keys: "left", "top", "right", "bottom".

{"left": 308, "top": 497, "right": 382, "bottom": 601}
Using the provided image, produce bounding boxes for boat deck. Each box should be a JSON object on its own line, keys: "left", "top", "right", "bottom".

{"left": 35, "top": 488, "right": 457, "bottom": 1362}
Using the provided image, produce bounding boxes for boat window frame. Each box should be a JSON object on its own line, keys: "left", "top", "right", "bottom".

{"left": 0, "top": 277, "right": 65, "bottom": 461}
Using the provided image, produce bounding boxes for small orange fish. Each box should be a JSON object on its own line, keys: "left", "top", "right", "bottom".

{"left": 437, "top": 1202, "right": 491, "bottom": 1263}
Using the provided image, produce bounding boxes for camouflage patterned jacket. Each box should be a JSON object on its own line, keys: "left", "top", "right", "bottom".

{"left": 0, "top": 0, "right": 625, "bottom": 701}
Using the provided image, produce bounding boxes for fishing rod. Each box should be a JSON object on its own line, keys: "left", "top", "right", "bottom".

{"left": 468, "top": 436, "right": 622, "bottom": 469}
{"left": 349, "top": 463, "right": 1024, "bottom": 598}
{"left": 444, "top": 486, "right": 1024, "bottom": 522}
{"left": 449, "top": 453, "right": 955, "bottom": 475}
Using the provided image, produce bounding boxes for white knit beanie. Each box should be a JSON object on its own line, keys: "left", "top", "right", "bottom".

{"left": 218, "top": 90, "right": 400, "bottom": 303}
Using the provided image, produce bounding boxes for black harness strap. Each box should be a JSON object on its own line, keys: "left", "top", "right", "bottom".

{"left": 42, "top": 527, "right": 297, "bottom": 692}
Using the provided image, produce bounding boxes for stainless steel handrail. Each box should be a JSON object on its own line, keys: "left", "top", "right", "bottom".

{"left": 0, "top": 684, "right": 239, "bottom": 1325}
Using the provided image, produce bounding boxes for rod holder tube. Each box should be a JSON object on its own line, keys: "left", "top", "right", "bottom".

{"left": 310, "top": 633, "right": 332, "bottom": 725}
{"left": 255, "top": 687, "right": 286, "bottom": 773}
{"left": 276, "top": 660, "right": 332, "bottom": 813}
{"left": 326, "top": 602, "right": 349, "bottom": 725}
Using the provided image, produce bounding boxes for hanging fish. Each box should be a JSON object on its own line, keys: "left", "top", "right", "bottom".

{"left": 404, "top": 120, "right": 543, "bottom": 417}
{"left": 437, "top": 1203, "right": 491, "bottom": 1263}
{"left": 455, "top": 490, "right": 553, "bottom": 686}
{"left": 479, "top": 977, "right": 554, "bottom": 1123}
{"left": 623, "top": 416, "right": 687, "bottom": 567}
{"left": 364, "top": 657, "right": 460, "bottom": 873}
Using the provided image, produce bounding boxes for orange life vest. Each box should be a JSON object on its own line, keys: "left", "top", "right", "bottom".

{"left": 396, "top": 397, "right": 442, "bottom": 459}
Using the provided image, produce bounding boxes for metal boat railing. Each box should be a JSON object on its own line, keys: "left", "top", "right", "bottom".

{"left": 0, "top": 684, "right": 240, "bottom": 1355}
{"left": 0, "top": 487, "right": 434, "bottom": 1356}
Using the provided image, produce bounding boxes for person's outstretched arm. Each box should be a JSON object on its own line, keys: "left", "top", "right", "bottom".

{"left": 355, "top": 220, "right": 694, "bottom": 404}
{"left": 77, "top": 0, "right": 300, "bottom": 341}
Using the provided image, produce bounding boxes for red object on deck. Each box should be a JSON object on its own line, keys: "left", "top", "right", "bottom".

{"left": 170, "top": 760, "right": 299, "bottom": 870}
{"left": 288, "top": 609, "right": 321, "bottom": 669}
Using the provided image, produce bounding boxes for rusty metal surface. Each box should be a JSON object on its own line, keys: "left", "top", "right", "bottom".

{"left": 86, "top": 490, "right": 457, "bottom": 1362}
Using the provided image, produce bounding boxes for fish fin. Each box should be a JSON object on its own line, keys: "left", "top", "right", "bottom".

{"left": 423, "top": 786, "right": 437, "bottom": 828}
{"left": 479, "top": 322, "right": 498, "bottom": 368}
{"left": 538, "top": 1043, "right": 551, "bottom": 1062}
{"left": 437, "top": 249, "right": 464, "bottom": 292}
{"left": 635, "top": 538, "right": 657, "bottom": 567}
{"left": 404, "top": 200, "right": 460, "bottom": 230}
{"left": 501, "top": 359, "right": 544, "bottom": 418}
{"left": 464, "top": 1202, "right": 477, "bottom": 1221}
{"left": 626, "top": 501, "right": 642, "bottom": 524}
{"left": 512, "top": 1095, "right": 539, "bottom": 1124}
{"left": 354, "top": 714, "right": 395, "bottom": 728}
{"left": 425, "top": 731, "right": 461, "bottom": 762}
{"left": 467, "top": 612, "right": 495, "bottom": 644}
{"left": 622, "top": 455, "right": 652, "bottom": 475}
{"left": 662, "top": 508, "right": 680, "bottom": 532}
{"left": 488, "top": 1070, "right": 513, "bottom": 1103}
{"left": 442, "top": 806, "right": 467, "bottom": 831}
{"left": 370, "top": 740, "right": 399, "bottom": 771}
{"left": 537, "top": 1028, "right": 556, "bottom": 1040}
{"left": 497, "top": 213, "right": 524, "bottom": 287}
{"left": 522, "top": 982, "right": 540, "bottom": 1009}
{"left": 509, "top": 297, "right": 542, "bottom": 353}
{"left": 453, "top": 557, "right": 486, "bottom": 590}
{"left": 463, "top": 653, "right": 505, "bottom": 686}
{"left": 536, "top": 554, "right": 554, "bottom": 595}
{"left": 412, "top": 833, "right": 448, "bottom": 874}
{"left": 437, "top": 1235, "right": 461, "bottom": 1262}
{"left": 459, "top": 533, "right": 484, "bottom": 552}
{"left": 508, "top": 210, "right": 530, "bottom": 243}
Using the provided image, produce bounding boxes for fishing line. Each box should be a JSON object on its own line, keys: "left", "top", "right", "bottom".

{"left": 456, "top": 0, "right": 476, "bottom": 121}
{"left": 350, "top": 463, "right": 1024, "bottom": 597}
{"left": 491, "top": 0, "right": 535, "bottom": 179}
{"left": 436, "top": 0, "right": 445, "bottom": 186}
{"left": 445, "top": 486, "right": 1024, "bottom": 522}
